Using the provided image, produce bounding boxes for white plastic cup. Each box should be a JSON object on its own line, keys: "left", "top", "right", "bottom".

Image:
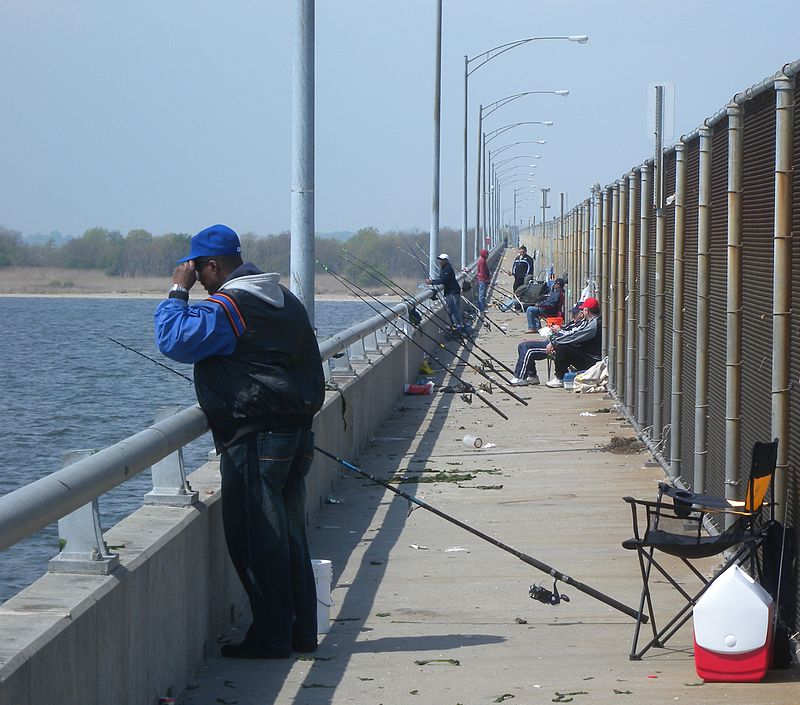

{"left": 311, "top": 559, "right": 333, "bottom": 634}
{"left": 462, "top": 434, "right": 483, "bottom": 448}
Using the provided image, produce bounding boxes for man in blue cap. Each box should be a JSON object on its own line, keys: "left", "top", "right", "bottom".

{"left": 154, "top": 224, "right": 325, "bottom": 659}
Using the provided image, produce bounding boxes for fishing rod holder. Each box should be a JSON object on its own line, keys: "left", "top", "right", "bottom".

{"left": 529, "top": 580, "right": 570, "bottom": 606}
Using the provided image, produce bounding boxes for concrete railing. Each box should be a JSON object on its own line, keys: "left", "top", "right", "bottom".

{"left": 0, "top": 250, "right": 502, "bottom": 705}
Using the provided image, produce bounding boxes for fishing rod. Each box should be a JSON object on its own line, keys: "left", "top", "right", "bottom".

{"left": 318, "top": 261, "right": 511, "bottom": 420}
{"left": 324, "top": 261, "right": 527, "bottom": 405}
{"left": 341, "top": 248, "right": 516, "bottom": 378}
{"left": 109, "top": 332, "right": 638, "bottom": 618}
{"left": 107, "top": 337, "right": 194, "bottom": 383}
{"left": 314, "top": 446, "right": 647, "bottom": 623}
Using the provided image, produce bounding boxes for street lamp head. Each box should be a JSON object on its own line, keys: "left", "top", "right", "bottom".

{"left": 568, "top": 35, "right": 589, "bottom": 44}
{"left": 554, "top": 90, "right": 569, "bottom": 97}
{"left": 542, "top": 121, "right": 554, "bottom": 126}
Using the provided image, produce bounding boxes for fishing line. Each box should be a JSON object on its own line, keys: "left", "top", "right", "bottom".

{"left": 106, "top": 334, "right": 639, "bottom": 619}
{"left": 314, "top": 446, "right": 647, "bottom": 623}
{"left": 107, "top": 337, "right": 194, "bottom": 383}
{"left": 341, "top": 248, "right": 515, "bottom": 376}
{"left": 330, "top": 257, "right": 525, "bottom": 401}
{"left": 321, "top": 261, "right": 527, "bottom": 407}
{"left": 318, "top": 261, "right": 510, "bottom": 420}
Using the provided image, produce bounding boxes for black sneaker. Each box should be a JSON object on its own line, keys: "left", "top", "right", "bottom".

{"left": 292, "top": 638, "right": 318, "bottom": 653}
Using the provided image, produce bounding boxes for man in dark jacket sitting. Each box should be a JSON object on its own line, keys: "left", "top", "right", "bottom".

{"left": 525, "top": 277, "right": 565, "bottom": 332}
{"left": 545, "top": 296, "right": 602, "bottom": 388}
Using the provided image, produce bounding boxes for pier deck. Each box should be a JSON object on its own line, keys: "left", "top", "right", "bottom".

{"left": 179, "top": 274, "right": 798, "bottom": 705}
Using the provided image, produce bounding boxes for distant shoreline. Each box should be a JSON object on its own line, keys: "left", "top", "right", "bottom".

{"left": 0, "top": 267, "right": 415, "bottom": 302}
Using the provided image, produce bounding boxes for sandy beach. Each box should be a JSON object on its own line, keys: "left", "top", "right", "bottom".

{"left": 0, "top": 268, "right": 419, "bottom": 301}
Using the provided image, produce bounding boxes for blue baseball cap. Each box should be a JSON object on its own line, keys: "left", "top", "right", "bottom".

{"left": 176, "top": 224, "right": 241, "bottom": 263}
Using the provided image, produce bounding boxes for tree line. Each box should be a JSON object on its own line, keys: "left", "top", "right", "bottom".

{"left": 0, "top": 225, "right": 472, "bottom": 286}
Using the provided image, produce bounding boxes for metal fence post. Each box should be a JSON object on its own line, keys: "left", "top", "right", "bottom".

{"left": 695, "top": 127, "right": 712, "bottom": 492}
{"left": 616, "top": 179, "right": 627, "bottom": 400}
{"left": 725, "top": 102, "right": 744, "bottom": 520}
{"left": 772, "top": 74, "right": 794, "bottom": 521}
{"left": 608, "top": 184, "right": 619, "bottom": 392}
{"left": 669, "top": 141, "right": 687, "bottom": 481}
{"left": 626, "top": 171, "right": 638, "bottom": 416}
{"left": 637, "top": 164, "right": 650, "bottom": 427}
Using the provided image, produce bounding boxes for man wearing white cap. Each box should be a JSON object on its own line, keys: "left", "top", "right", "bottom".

{"left": 425, "top": 253, "right": 463, "bottom": 332}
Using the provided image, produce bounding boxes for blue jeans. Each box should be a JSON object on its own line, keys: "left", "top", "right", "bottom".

{"left": 477, "top": 281, "right": 488, "bottom": 312}
{"left": 220, "top": 428, "right": 317, "bottom": 649}
{"left": 526, "top": 306, "right": 550, "bottom": 331}
{"left": 445, "top": 294, "right": 462, "bottom": 328}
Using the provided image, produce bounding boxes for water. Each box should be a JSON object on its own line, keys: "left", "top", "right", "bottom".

{"left": 0, "top": 297, "right": 372, "bottom": 604}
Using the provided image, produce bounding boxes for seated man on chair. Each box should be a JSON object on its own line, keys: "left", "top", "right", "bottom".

{"left": 510, "top": 303, "right": 583, "bottom": 386}
{"left": 525, "top": 277, "right": 565, "bottom": 333}
{"left": 545, "top": 296, "right": 602, "bottom": 388}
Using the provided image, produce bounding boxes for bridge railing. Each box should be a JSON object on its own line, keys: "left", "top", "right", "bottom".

{"left": 0, "top": 287, "right": 443, "bottom": 555}
{"left": 0, "top": 245, "right": 504, "bottom": 561}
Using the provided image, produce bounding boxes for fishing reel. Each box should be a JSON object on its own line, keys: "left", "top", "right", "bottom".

{"left": 529, "top": 580, "right": 570, "bottom": 606}
{"left": 408, "top": 307, "right": 423, "bottom": 327}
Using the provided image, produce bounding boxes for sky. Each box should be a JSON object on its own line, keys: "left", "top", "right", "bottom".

{"left": 1, "top": 1, "right": 797, "bottom": 240}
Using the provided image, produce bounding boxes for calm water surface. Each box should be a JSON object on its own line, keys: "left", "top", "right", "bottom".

{"left": 0, "top": 296, "right": 371, "bottom": 603}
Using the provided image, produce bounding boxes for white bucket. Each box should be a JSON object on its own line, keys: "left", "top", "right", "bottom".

{"left": 312, "top": 559, "right": 333, "bottom": 634}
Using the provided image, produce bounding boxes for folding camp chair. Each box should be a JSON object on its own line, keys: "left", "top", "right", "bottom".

{"left": 621, "top": 439, "right": 778, "bottom": 660}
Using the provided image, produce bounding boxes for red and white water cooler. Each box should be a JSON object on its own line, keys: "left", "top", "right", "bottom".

{"left": 693, "top": 564, "right": 774, "bottom": 682}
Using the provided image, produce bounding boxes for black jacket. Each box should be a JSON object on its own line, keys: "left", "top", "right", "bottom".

{"left": 194, "top": 266, "right": 325, "bottom": 447}
{"left": 511, "top": 254, "right": 534, "bottom": 282}
{"left": 430, "top": 261, "right": 460, "bottom": 296}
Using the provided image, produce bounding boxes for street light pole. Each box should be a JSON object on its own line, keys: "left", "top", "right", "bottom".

{"left": 461, "top": 35, "right": 587, "bottom": 264}
{"left": 290, "top": 0, "right": 315, "bottom": 326}
{"left": 429, "top": 0, "right": 443, "bottom": 278}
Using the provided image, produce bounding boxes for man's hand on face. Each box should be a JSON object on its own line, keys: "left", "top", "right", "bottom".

{"left": 172, "top": 262, "right": 197, "bottom": 289}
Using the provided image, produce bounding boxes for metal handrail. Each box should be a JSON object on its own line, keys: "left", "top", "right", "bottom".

{"left": 0, "top": 276, "right": 457, "bottom": 553}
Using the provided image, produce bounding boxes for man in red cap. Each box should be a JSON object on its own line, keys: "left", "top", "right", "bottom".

{"left": 545, "top": 296, "right": 602, "bottom": 388}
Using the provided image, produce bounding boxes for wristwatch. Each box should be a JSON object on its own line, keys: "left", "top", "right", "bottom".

{"left": 169, "top": 284, "right": 189, "bottom": 299}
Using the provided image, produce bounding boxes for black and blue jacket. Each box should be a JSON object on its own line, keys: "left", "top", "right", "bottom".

{"left": 430, "top": 261, "right": 460, "bottom": 296}
{"left": 154, "top": 263, "right": 325, "bottom": 448}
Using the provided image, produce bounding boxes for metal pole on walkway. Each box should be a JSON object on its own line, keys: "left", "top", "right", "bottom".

{"left": 669, "top": 142, "right": 686, "bottom": 481}
{"left": 725, "top": 102, "right": 744, "bottom": 520}
{"left": 291, "top": 0, "right": 315, "bottom": 326}
{"left": 462, "top": 54, "right": 469, "bottom": 269}
{"left": 429, "top": 0, "right": 443, "bottom": 277}
{"left": 695, "top": 127, "right": 712, "bottom": 492}
{"left": 772, "top": 74, "right": 794, "bottom": 521}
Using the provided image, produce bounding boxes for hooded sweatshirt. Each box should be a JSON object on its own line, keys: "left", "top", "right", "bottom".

{"left": 477, "top": 250, "right": 490, "bottom": 283}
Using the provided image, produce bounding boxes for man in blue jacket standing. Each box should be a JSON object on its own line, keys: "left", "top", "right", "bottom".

{"left": 154, "top": 224, "right": 325, "bottom": 659}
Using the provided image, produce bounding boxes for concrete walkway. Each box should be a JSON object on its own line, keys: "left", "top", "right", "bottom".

{"left": 179, "top": 260, "right": 798, "bottom": 705}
